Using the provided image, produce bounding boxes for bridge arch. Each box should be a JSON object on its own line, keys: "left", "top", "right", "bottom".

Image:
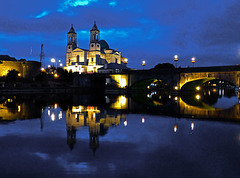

{"left": 181, "top": 78, "right": 236, "bottom": 91}
{"left": 180, "top": 70, "right": 240, "bottom": 90}
{"left": 128, "top": 70, "right": 179, "bottom": 89}
{"left": 131, "top": 78, "right": 170, "bottom": 90}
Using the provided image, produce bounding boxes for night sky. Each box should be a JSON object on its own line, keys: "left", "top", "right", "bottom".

{"left": 0, "top": 0, "right": 240, "bottom": 69}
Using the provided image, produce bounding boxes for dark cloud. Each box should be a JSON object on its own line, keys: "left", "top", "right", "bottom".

{"left": 0, "top": 0, "right": 239, "bottom": 68}
{"left": 197, "top": 1, "right": 240, "bottom": 47}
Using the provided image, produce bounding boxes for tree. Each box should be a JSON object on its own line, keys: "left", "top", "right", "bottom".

{"left": 6, "top": 69, "right": 20, "bottom": 82}
{"left": 154, "top": 63, "right": 175, "bottom": 69}
{"left": 35, "top": 71, "right": 48, "bottom": 81}
{"left": 57, "top": 68, "right": 73, "bottom": 82}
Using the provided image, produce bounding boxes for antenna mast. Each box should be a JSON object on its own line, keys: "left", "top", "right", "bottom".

{"left": 40, "top": 44, "right": 45, "bottom": 68}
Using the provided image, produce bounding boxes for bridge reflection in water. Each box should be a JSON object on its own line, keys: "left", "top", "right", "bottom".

{"left": 179, "top": 95, "right": 240, "bottom": 120}
{"left": 128, "top": 87, "right": 240, "bottom": 121}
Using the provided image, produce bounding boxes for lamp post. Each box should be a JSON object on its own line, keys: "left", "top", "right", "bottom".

{"left": 142, "top": 60, "right": 146, "bottom": 70}
{"left": 51, "top": 58, "right": 56, "bottom": 68}
{"left": 58, "top": 60, "right": 61, "bottom": 68}
{"left": 174, "top": 55, "right": 178, "bottom": 68}
{"left": 192, "top": 57, "right": 195, "bottom": 67}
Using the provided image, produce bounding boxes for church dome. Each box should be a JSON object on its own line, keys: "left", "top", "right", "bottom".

{"left": 99, "top": 40, "right": 109, "bottom": 51}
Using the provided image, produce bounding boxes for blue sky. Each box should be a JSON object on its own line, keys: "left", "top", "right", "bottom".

{"left": 0, "top": 0, "right": 240, "bottom": 69}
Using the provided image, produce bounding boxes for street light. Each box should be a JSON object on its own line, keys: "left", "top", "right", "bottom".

{"left": 54, "top": 73, "right": 58, "bottom": 78}
{"left": 174, "top": 55, "right": 178, "bottom": 68}
{"left": 51, "top": 58, "right": 56, "bottom": 68}
{"left": 58, "top": 60, "right": 61, "bottom": 68}
{"left": 142, "top": 60, "right": 146, "bottom": 70}
{"left": 192, "top": 57, "right": 195, "bottom": 67}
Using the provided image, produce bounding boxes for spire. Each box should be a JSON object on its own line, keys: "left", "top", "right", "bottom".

{"left": 68, "top": 24, "right": 76, "bottom": 34}
{"left": 91, "top": 21, "right": 99, "bottom": 32}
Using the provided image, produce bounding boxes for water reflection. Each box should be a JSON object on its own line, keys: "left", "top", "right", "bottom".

{"left": 0, "top": 90, "right": 239, "bottom": 146}
{"left": 66, "top": 105, "right": 126, "bottom": 152}
{"left": 0, "top": 92, "right": 240, "bottom": 177}
{"left": 1, "top": 88, "right": 240, "bottom": 123}
{"left": 179, "top": 88, "right": 239, "bottom": 120}
{"left": 0, "top": 95, "right": 41, "bottom": 121}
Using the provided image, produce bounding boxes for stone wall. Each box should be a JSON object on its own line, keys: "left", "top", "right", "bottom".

{"left": 0, "top": 60, "right": 40, "bottom": 79}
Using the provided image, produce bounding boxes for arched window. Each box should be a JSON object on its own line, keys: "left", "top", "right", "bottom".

{"left": 77, "top": 55, "right": 80, "bottom": 63}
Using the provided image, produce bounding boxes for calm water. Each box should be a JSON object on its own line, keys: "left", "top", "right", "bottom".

{"left": 0, "top": 90, "right": 240, "bottom": 177}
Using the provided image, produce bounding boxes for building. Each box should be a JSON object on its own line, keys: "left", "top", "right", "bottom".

{"left": 0, "top": 55, "right": 40, "bottom": 79}
{"left": 64, "top": 22, "right": 128, "bottom": 74}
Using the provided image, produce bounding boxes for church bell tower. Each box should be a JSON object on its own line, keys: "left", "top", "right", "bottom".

{"left": 89, "top": 22, "right": 100, "bottom": 51}
{"left": 67, "top": 24, "right": 77, "bottom": 53}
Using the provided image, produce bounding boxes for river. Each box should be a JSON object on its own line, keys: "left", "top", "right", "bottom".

{"left": 0, "top": 89, "right": 240, "bottom": 177}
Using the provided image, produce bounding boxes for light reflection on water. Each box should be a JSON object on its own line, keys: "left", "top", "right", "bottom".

{"left": 0, "top": 91, "right": 240, "bottom": 177}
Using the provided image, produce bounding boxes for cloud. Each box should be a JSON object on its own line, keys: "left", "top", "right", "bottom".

{"left": 197, "top": 1, "right": 240, "bottom": 47}
{"left": 35, "top": 11, "right": 50, "bottom": 18}
{"left": 109, "top": 1, "right": 117, "bottom": 7}
{"left": 101, "top": 29, "right": 128, "bottom": 39}
{"left": 32, "top": 152, "right": 49, "bottom": 160}
{"left": 0, "top": 0, "right": 239, "bottom": 68}
{"left": 58, "top": 0, "right": 98, "bottom": 11}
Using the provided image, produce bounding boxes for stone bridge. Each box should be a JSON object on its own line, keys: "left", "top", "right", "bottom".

{"left": 73, "top": 65, "right": 240, "bottom": 91}
{"left": 110, "top": 65, "right": 240, "bottom": 90}
{"left": 178, "top": 65, "right": 240, "bottom": 89}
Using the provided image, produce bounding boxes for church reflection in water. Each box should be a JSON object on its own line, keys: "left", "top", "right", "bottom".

{"left": 66, "top": 105, "right": 126, "bottom": 152}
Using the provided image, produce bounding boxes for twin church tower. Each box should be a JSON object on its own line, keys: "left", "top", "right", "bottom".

{"left": 65, "top": 22, "right": 127, "bottom": 73}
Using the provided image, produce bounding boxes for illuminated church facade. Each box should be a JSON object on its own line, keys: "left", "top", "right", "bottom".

{"left": 65, "top": 23, "right": 128, "bottom": 74}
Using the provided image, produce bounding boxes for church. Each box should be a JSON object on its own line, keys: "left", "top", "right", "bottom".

{"left": 64, "top": 22, "right": 128, "bottom": 74}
